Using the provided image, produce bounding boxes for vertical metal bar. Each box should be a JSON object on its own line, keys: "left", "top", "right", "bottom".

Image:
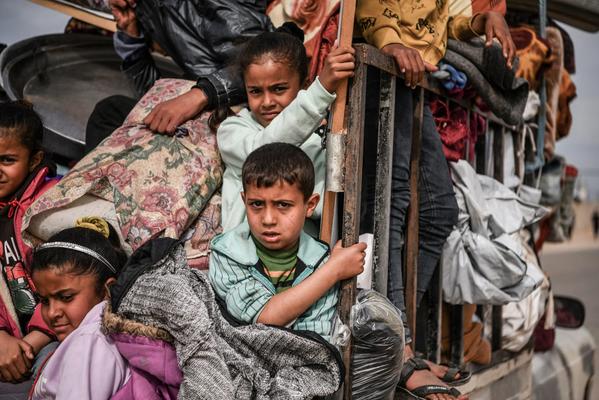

{"left": 429, "top": 264, "right": 443, "bottom": 363}
{"left": 513, "top": 127, "right": 523, "bottom": 180}
{"left": 405, "top": 87, "right": 424, "bottom": 336}
{"left": 476, "top": 305, "right": 485, "bottom": 330}
{"left": 539, "top": 0, "right": 547, "bottom": 35}
{"left": 415, "top": 262, "right": 443, "bottom": 363}
{"left": 491, "top": 126, "right": 505, "bottom": 351}
{"left": 493, "top": 126, "right": 505, "bottom": 182}
{"left": 465, "top": 107, "right": 472, "bottom": 162}
{"left": 475, "top": 118, "right": 487, "bottom": 174}
{"left": 339, "top": 60, "right": 367, "bottom": 400}
{"left": 372, "top": 72, "right": 396, "bottom": 294}
{"left": 526, "top": 0, "right": 547, "bottom": 173}
{"left": 450, "top": 305, "right": 464, "bottom": 366}
{"left": 486, "top": 123, "right": 494, "bottom": 177}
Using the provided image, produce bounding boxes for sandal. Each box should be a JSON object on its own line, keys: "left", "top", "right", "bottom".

{"left": 396, "top": 358, "right": 463, "bottom": 400}
{"left": 440, "top": 364, "right": 471, "bottom": 386}
{"left": 413, "top": 352, "right": 472, "bottom": 386}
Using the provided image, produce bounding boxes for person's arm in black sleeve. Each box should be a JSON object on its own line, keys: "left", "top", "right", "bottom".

{"left": 195, "top": 64, "right": 246, "bottom": 110}
{"left": 114, "top": 31, "right": 161, "bottom": 97}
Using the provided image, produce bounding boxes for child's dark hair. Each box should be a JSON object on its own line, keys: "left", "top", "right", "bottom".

{"left": 242, "top": 143, "right": 315, "bottom": 199}
{"left": 31, "top": 226, "right": 127, "bottom": 295}
{"left": 238, "top": 22, "right": 308, "bottom": 84}
{"left": 0, "top": 101, "right": 44, "bottom": 154}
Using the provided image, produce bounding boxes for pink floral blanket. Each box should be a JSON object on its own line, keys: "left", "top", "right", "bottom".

{"left": 22, "top": 79, "right": 223, "bottom": 257}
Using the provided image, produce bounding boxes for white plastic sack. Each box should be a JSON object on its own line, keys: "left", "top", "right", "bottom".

{"left": 442, "top": 160, "right": 548, "bottom": 305}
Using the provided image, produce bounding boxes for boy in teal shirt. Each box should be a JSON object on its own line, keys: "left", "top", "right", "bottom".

{"left": 209, "top": 143, "right": 366, "bottom": 339}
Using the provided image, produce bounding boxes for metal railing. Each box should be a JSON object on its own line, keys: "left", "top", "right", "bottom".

{"left": 334, "top": 43, "right": 530, "bottom": 397}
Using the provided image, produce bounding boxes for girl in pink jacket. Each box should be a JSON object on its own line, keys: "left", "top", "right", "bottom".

{"left": 0, "top": 101, "right": 58, "bottom": 384}
{"left": 29, "top": 224, "right": 130, "bottom": 399}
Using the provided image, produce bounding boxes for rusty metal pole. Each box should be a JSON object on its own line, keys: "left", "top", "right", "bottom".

{"left": 320, "top": 0, "right": 356, "bottom": 244}
{"left": 404, "top": 87, "right": 424, "bottom": 337}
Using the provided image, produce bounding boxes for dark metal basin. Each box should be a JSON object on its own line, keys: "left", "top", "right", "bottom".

{"left": 0, "top": 33, "right": 181, "bottom": 159}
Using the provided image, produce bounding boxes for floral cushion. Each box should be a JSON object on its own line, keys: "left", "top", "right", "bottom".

{"left": 183, "top": 192, "right": 222, "bottom": 270}
{"left": 22, "top": 79, "right": 223, "bottom": 252}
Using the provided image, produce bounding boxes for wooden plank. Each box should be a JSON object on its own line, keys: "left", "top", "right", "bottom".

{"left": 29, "top": 0, "right": 117, "bottom": 32}
{"left": 404, "top": 86, "right": 424, "bottom": 336}
{"left": 353, "top": 44, "right": 442, "bottom": 95}
{"left": 353, "top": 44, "right": 518, "bottom": 129}
{"left": 319, "top": 0, "right": 357, "bottom": 244}
{"left": 338, "top": 60, "right": 367, "bottom": 400}
{"left": 372, "top": 72, "right": 396, "bottom": 294}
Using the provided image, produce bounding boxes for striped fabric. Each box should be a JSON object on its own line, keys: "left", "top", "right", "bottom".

{"left": 253, "top": 237, "right": 298, "bottom": 293}
{"left": 209, "top": 222, "right": 339, "bottom": 340}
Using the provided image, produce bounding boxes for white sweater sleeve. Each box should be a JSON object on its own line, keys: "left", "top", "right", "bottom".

{"left": 217, "top": 78, "right": 336, "bottom": 171}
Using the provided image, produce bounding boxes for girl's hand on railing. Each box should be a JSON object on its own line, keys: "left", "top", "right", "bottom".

{"left": 471, "top": 11, "right": 516, "bottom": 69}
{"left": 318, "top": 45, "right": 356, "bottom": 94}
{"left": 328, "top": 240, "right": 367, "bottom": 281}
{"left": 381, "top": 43, "right": 438, "bottom": 89}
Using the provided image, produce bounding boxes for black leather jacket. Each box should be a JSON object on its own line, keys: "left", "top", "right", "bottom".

{"left": 124, "top": 0, "right": 273, "bottom": 108}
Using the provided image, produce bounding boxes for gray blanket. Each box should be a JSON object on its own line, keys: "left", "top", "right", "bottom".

{"left": 111, "top": 239, "right": 342, "bottom": 399}
{"left": 445, "top": 38, "right": 529, "bottom": 126}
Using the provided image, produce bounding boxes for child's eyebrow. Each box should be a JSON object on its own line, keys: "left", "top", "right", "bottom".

{"left": 272, "top": 198, "right": 295, "bottom": 204}
{"left": 268, "top": 81, "right": 289, "bottom": 88}
{"left": 47, "top": 288, "right": 75, "bottom": 296}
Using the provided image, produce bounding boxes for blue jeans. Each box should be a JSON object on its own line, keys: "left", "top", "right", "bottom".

{"left": 361, "top": 73, "right": 458, "bottom": 342}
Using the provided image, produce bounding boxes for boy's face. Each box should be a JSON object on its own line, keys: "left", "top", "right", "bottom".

{"left": 243, "top": 180, "right": 319, "bottom": 251}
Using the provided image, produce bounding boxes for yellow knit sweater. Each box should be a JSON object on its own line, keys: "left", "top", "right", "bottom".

{"left": 356, "top": 0, "right": 480, "bottom": 65}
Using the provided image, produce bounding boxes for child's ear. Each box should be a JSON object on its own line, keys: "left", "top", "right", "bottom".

{"left": 103, "top": 277, "right": 117, "bottom": 300}
{"left": 28, "top": 151, "right": 43, "bottom": 172}
{"left": 305, "top": 193, "right": 320, "bottom": 218}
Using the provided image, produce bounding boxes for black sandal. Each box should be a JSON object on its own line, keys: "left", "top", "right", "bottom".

{"left": 396, "top": 358, "right": 463, "bottom": 399}
{"left": 440, "top": 364, "right": 471, "bottom": 386}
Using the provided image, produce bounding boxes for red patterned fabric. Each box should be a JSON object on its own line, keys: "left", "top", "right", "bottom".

{"left": 430, "top": 98, "right": 485, "bottom": 162}
{"left": 267, "top": 0, "right": 340, "bottom": 82}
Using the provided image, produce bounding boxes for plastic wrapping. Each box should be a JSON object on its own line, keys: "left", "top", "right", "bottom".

{"left": 351, "top": 290, "right": 405, "bottom": 400}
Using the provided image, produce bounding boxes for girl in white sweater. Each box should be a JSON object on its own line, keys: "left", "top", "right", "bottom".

{"left": 217, "top": 23, "right": 355, "bottom": 234}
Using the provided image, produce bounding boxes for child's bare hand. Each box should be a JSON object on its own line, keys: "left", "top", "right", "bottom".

{"left": 382, "top": 43, "right": 438, "bottom": 88}
{"left": 0, "top": 331, "right": 33, "bottom": 383}
{"left": 471, "top": 11, "right": 516, "bottom": 69}
{"left": 144, "top": 88, "right": 208, "bottom": 134}
{"left": 110, "top": 0, "right": 139, "bottom": 37}
{"left": 318, "top": 46, "right": 355, "bottom": 94}
{"left": 328, "top": 240, "right": 366, "bottom": 281}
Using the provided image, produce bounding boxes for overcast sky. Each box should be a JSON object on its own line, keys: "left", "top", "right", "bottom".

{"left": 1, "top": 0, "right": 598, "bottom": 197}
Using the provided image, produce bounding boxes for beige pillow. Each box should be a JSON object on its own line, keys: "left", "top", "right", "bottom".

{"left": 26, "top": 194, "right": 132, "bottom": 254}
